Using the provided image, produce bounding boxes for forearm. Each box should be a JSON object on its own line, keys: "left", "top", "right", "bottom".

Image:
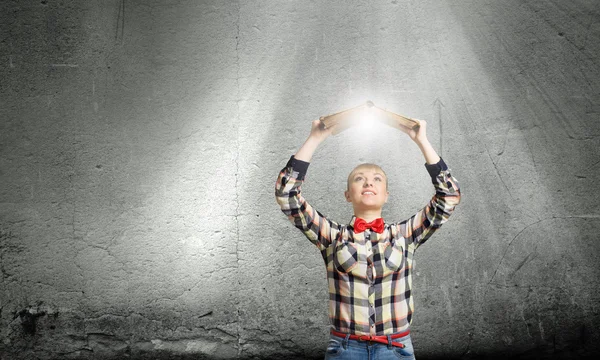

{"left": 400, "top": 157, "right": 461, "bottom": 248}
{"left": 294, "top": 136, "right": 323, "bottom": 162}
{"left": 415, "top": 138, "right": 441, "bottom": 165}
{"left": 275, "top": 156, "right": 338, "bottom": 250}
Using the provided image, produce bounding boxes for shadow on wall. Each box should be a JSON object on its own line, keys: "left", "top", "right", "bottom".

{"left": 1, "top": 291, "right": 598, "bottom": 360}
{"left": 0, "top": 1, "right": 241, "bottom": 358}
{"left": 442, "top": 0, "right": 600, "bottom": 358}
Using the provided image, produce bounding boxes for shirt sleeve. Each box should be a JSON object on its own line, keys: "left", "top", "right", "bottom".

{"left": 275, "top": 155, "right": 341, "bottom": 251}
{"left": 396, "top": 157, "right": 461, "bottom": 250}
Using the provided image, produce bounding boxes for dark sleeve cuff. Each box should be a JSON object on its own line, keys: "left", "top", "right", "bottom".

{"left": 424, "top": 157, "right": 448, "bottom": 178}
{"left": 286, "top": 155, "right": 310, "bottom": 180}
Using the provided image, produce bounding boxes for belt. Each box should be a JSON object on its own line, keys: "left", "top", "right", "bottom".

{"left": 330, "top": 329, "right": 409, "bottom": 348}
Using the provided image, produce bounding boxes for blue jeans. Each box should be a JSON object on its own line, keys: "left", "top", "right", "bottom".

{"left": 324, "top": 332, "right": 416, "bottom": 360}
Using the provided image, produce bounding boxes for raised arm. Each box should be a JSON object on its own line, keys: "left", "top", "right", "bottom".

{"left": 294, "top": 119, "right": 332, "bottom": 162}
{"left": 395, "top": 119, "right": 461, "bottom": 249}
{"left": 275, "top": 120, "right": 341, "bottom": 251}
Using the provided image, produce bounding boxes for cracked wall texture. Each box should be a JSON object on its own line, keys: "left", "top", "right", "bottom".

{"left": 1, "top": 1, "right": 599, "bottom": 359}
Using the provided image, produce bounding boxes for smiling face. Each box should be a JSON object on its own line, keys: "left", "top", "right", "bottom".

{"left": 345, "top": 164, "right": 389, "bottom": 212}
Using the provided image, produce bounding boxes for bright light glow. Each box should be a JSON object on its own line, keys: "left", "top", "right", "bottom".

{"left": 357, "top": 105, "right": 377, "bottom": 130}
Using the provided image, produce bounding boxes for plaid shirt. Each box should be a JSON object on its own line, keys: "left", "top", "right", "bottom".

{"left": 275, "top": 156, "right": 461, "bottom": 335}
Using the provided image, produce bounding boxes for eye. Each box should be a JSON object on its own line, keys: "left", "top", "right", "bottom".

{"left": 354, "top": 176, "right": 363, "bottom": 181}
{"left": 374, "top": 177, "right": 382, "bottom": 182}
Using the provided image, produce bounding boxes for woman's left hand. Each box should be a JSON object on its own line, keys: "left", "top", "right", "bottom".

{"left": 407, "top": 119, "right": 428, "bottom": 144}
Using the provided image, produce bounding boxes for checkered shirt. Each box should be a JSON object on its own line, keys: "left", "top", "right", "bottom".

{"left": 275, "top": 155, "right": 461, "bottom": 335}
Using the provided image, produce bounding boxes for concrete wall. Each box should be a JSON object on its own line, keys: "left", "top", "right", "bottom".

{"left": 1, "top": 1, "right": 599, "bottom": 359}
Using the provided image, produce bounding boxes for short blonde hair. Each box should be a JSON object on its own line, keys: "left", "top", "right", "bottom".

{"left": 347, "top": 163, "right": 388, "bottom": 191}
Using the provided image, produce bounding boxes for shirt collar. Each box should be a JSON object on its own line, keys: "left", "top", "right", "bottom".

{"left": 349, "top": 215, "right": 358, "bottom": 229}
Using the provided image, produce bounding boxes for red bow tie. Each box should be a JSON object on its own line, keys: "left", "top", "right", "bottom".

{"left": 353, "top": 217, "right": 385, "bottom": 233}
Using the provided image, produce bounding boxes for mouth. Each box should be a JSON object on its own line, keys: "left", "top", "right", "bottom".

{"left": 361, "top": 191, "right": 377, "bottom": 196}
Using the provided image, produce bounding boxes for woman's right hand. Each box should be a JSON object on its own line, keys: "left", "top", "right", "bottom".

{"left": 309, "top": 119, "right": 336, "bottom": 143}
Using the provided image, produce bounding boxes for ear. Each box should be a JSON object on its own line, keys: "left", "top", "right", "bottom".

{"left": 344, "top": 190, "right": 351, "bottom": 202}
{"left": 384, "top": 191, "right": 389, "bottom": 203}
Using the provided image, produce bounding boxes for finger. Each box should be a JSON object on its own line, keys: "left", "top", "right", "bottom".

{"left": 324, "top": 122, "right": 338, "bottom": 134}
{"left": 317, "top": 119, "right": 326, "bottom": 131}
{"left": 396, "top": 122, "right": 412, "bottom": 133}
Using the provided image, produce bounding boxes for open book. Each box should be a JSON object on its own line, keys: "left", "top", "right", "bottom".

{"left": 319, "top": 101, "right": 420, "bottom": 135}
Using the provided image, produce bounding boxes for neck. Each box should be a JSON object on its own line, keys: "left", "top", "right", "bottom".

{"left": 353, "top": 209, "right": 382, "bottom": 222}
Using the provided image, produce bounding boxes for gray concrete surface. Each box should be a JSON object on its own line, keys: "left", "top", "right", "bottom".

{"left": 1, "top": 1, "right": 599, "bottom": 359}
